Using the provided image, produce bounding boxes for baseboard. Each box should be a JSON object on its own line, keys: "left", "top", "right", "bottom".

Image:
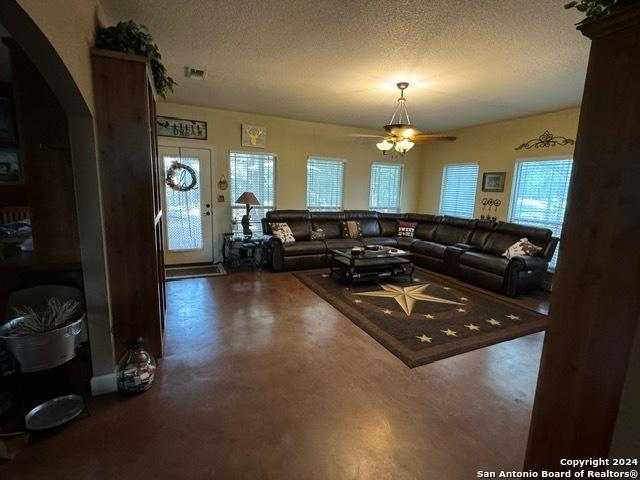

{"left": 90, "top": 372, "right": 117, "bottom": 395}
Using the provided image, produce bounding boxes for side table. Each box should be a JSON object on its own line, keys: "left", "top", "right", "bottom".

{"left": 222, "top": 233, "right": 265, "bottom": 269}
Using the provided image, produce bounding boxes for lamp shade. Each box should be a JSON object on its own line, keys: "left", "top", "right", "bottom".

{"left": 235, "top": 191, "right": 260, "bottom": 205}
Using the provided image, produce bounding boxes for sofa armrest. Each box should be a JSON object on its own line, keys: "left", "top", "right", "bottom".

{"left": 261, "top": 234, "right": 281, "bottom": 246}
{"left": 508, "top": 255, "right": 549, "bottom": 272}
{"left": 261, "top": 234, "right": 284, "bottom": 270}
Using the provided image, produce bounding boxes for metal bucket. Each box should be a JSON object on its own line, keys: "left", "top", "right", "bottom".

{"left": 0, "top": 315, "right": 84, "bottom": 372}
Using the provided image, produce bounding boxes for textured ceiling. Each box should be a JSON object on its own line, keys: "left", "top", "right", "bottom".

{"left": 101, "top": 0, "right": 589, "bottom": 132}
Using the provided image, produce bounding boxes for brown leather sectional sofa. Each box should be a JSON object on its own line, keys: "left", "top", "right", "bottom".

{"left": 261, "top": 210, "right": 558, "bottom": 297}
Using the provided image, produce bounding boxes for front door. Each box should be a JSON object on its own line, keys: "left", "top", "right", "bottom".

{"left": 160, "top": 146, "right": 213, "bottom": 265}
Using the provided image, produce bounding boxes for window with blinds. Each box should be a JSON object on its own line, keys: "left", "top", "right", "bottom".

{"left": 306, "top": 158, "right": 344, "bottom": 211}
{"left": 369, "top": 163, "right": 403, "bottom": 213}
{"left": 229, "top": 151, "right": 276, "bottom": 234}
{"left": 439, "top": 163, "right": 479, "bottom": 218}
{"left": 510, "top": 158, "right": 573, "bottom": 268}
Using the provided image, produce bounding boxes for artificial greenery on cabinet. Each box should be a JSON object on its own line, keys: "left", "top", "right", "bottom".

{"left": 564, "top": 0, "right": 640, "bottom": 23}
{"left": 95, "top": 20, "right": 176, "bottom": 98}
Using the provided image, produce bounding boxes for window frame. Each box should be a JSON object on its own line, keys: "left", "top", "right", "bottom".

{"left": 508, "top": 155, "right": 574, "bottom": 269}
{"left": 229, "top": 149, "right": 278, "bottom": 234}
{"left": 438, "top": 161, "right": 480, "bottom": 219}
{"left": 306, "top": 156, "right": 346, "bottom": 212}
{"left": 368, "top": 162, "right": 404, "bottom": 213}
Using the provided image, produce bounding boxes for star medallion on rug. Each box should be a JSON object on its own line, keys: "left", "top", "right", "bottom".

{"left": 294, "top": 268, "right": 548, "bottom": 367}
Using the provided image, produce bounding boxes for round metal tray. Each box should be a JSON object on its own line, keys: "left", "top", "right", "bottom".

{"left": 24, "top": 394, "right": 85, "bottom": 430}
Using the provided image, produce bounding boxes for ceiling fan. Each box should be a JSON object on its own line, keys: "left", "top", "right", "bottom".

{"left": 350, "top": 82, "right": 456, "bottom": 155}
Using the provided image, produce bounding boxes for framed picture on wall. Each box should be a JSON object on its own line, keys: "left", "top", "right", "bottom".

{"left": 241, "top": 124, "right": 267, "bottom": 148}
{"left": 0, "top": 149, "right": 22, "bottom": 184}
{"left": 482, "top": 172, "right": 506, "bottom": 192}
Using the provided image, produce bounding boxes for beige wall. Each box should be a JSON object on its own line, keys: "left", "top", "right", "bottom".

{"left": 157, "top": 102, "right": 423, "bottom": 261}
{"left": 16, "top": 0, "right": 111, "bottom": 114}
{"left": 417, "top": 108, "right": 580, "bottom": 220}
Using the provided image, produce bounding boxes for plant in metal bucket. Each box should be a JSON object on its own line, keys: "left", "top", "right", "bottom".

{"left": 1, "top": 298, "right": 81, "bottom": 336}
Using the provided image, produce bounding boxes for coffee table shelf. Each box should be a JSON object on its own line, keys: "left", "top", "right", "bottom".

{"left": 329, "top": 248, "right": 414, "bottom": 288}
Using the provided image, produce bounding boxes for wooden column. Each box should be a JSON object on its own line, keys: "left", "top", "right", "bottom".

{"left": 525, "top": 6, "right": 640, "bottom": 468}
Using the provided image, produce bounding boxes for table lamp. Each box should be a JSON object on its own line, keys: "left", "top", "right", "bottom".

{"left": 235, "top": 192, "right": 260, "bottom": 237}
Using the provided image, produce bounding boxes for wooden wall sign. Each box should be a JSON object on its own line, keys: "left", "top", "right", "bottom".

{"left": 157, "top": 116, "right": 207, "bottom": 140}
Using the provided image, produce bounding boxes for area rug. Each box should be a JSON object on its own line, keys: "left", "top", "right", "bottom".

{"left": 165, "top": 264, "right": 227, "bottom": 281}
{"left": 294, "top": 268, "right": 548, "bottom": 367}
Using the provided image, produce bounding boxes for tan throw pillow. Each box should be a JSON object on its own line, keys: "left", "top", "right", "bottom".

{"left": 503, "top": 238, "right": 543, "bottom": 259}
{"left": 341, "top": 220, "right": 362, "bottom": 239}
{"left": 269, "top": 222, "right": 296, "bottom": 243}
{"left": 310, "top": 228, "right": 325, "bottom": 240}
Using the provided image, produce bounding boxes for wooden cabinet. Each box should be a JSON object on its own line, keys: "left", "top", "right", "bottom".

{"left": 525, "top": 6, "right": 640, "bottom": 467}
{"left": 91, "top": 49, "right": 165, "bottom": 361}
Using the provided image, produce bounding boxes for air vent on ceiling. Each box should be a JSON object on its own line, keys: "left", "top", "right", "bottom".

{"left": 184, "top": 67, "right": 207, "bottom": 80}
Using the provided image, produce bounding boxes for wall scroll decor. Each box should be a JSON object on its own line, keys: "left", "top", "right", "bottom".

{"left": 515, "top": 130, "right": 575, "bottom": 150}
{"left": 480, "top": 198, "right": 502, "bottom": 221}
{"left": 157, "top": 116, "right": 207, "bottom": 140}
{"left": 482, "top": 172, "right": 506, "bottom": 192}
{"left": 241, "top": 124, "right": 267, "bottom": 148}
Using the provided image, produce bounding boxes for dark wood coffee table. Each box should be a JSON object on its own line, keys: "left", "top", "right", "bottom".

{"left": 329, "top": 248, "right": 414, "bottom": 288}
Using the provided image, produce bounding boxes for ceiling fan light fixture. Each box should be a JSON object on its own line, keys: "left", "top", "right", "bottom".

{"left": 395, "top": 139, "right": 414, "bottom": 153}
{"left": 376, "top": 140, "right": 394, "bottom": 152}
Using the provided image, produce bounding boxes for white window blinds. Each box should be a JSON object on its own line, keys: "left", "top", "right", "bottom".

{"left": 369, "top": 163, "right": 403, "bottom": 213}
{"left": 229, "top": 151, "right": 276, "bottom": 234}
{"left": 510, "top": 158, "right": 573, "bottom": 268}
{"left": 439, "top": 163, "right": 479, "bottom": 218}
{"left": 306, "top": 158, "right": 344, "bottom": 211}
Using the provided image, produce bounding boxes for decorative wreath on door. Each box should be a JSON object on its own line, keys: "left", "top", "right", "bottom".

{"left": 165, "top": 161, "right": 197, "bottom": 191}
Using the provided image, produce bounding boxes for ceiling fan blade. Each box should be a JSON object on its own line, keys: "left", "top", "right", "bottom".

{"left": 412, "top": 134, "right": 457, "bottom": 142}
{"left": 348, "top": 133, "right": 386, "bottom": 138}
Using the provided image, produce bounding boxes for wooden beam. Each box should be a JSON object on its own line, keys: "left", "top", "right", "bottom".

{"left": 525, "top": 6, "right": 640, "bottom": 468}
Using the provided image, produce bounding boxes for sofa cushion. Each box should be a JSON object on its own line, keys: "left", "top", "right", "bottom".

{"left": 483, "top": 222, "right": 552, "bottom": 256}
{"left": 265, "top": 210, "right": 312, "bottom": 241}
{"left": 469, "top": 219, "right": 496, "bottom": 249}
{"left": 409, "top": 214, "right": 442, "bottom": 241}
{"left": 282, "top": 240, "right": 327, "bottom": 256}
{"left": 411, "top": 240, "right": 447, "bottom": 258}
{"left": 325, "top": 238, "right": 364, "bottom": 251}
{"left": 344, "top": 210, "right": 380, "bottom": 237}
{"left": 311, "top": 211, "right": 344, "bottom": 239}
{"left": 395, "top": 236, "right": 416, "bottom": 250}
{"left": 459, "top": 251, "right": 509, "bottom": 275}
{"left": 341, "top": 220, "right": 363, "bottom": 239}
{"left": 361, "top": 236, "right": 398, "bottom": 247}
{"left": 378, "top": 213, "right": 407, "bottom": 236}
{"left": 433, "top": 216, "right": 477, "bottom": 245}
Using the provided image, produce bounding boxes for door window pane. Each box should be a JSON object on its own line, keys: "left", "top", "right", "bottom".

{"left": 164, "top": 156, "right": 203, "bottom": 250}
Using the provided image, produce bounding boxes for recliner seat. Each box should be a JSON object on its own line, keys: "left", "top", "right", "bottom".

{"left": 261, "top": 210, "right": 558, "bottom": 297}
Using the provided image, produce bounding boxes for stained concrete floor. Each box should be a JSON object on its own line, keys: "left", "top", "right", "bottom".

{"left": 1, "top": 271, "right": 545, "bottom": 479}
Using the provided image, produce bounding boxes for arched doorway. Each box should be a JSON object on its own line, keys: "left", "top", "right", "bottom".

{"left": 0, "top": 1, "right": 115, "bottom": 391}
